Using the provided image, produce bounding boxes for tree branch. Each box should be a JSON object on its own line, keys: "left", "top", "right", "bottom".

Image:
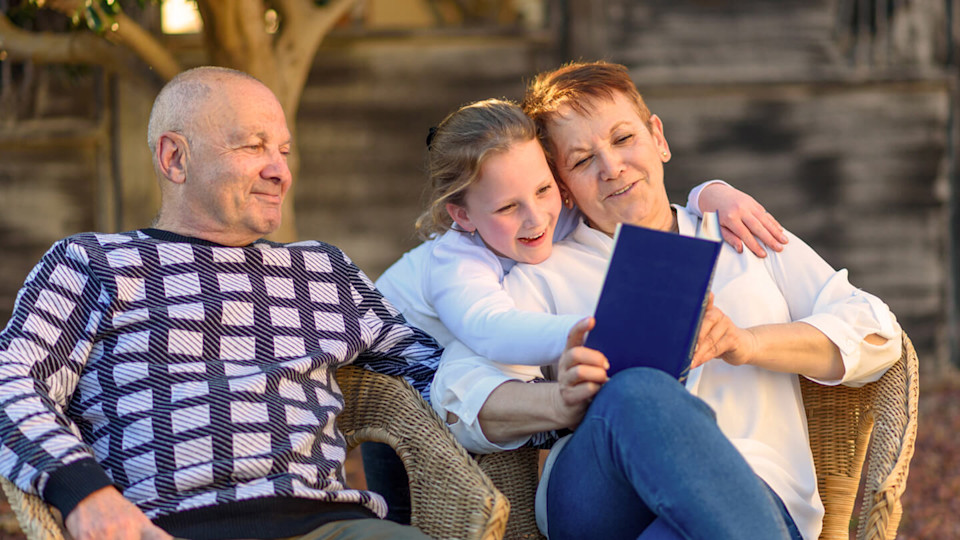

{"left": 271, "top": 0, "right": 358, "bottom": 112}
{"left": 102, "top": 12, "right": 182, "bottom": 81}
{"left": 270, "top": 0, "right": 313, "bottom": 24}
{"left": 197, "top": 0, "right": 272, "bottom": 79}
{"left": 34, "top": 0, "right": 181, "bottom": 81}
{"left": 0, "top": 11, "right": 125, "bottom": 69}
{"left": 311, "top": 0, "right": 358, "bottom": 39}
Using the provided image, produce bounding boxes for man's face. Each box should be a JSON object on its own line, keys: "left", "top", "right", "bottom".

{"left": 183, "top": 79, "right": 293, "bottom": 242}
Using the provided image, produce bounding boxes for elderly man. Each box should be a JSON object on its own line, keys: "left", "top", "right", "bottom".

{"left": 0, "top": 67, "right": 438, "bottom": 540}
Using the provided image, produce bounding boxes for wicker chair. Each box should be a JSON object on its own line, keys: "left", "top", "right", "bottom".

{"left": 0, "top": 365, "right": 509, "bottom": 540}
{"left": 478, "top": 333, "right": 920, "bottom": 540}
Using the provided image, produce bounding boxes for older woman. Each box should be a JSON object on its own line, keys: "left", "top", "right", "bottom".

{"left": 431, "top": 61, "right": 902, "bottom": 540}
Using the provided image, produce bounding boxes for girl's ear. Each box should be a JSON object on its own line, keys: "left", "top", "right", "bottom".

{"left": 445, "top": 202, "right": 476, "bottom": 232}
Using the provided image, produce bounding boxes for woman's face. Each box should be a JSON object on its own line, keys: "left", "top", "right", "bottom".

{"left": 447, "top": 138, "right": 561, "bottom": 264}
{"left": 547, "top": 91, "right": 673, "bottom": 236}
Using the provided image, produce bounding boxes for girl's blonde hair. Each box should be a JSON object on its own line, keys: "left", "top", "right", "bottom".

{"left": 415, "top": 98, "right": 537, "bottom": 239}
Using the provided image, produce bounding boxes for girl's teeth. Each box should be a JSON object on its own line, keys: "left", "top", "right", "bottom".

{"left": 521, "top": 232, "right": 544, "bottom": 242}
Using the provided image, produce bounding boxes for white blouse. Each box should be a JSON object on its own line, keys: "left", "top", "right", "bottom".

{"left": 432, "top": 205, "right": 902, "bottom": 540}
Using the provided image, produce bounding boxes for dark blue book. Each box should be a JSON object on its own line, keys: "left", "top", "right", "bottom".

{"left": 584, "top": 219, "right": 722, "bottom": 382}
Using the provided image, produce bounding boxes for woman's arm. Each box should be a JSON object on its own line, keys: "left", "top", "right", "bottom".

{"left": 691, "top": 300, "right": 846, "bottom": 380}
{"left": 476, "top": 318, "right": 607, "bottom": 443}
{"left": 692, "top": 229, "right": 901, "bottom": 384}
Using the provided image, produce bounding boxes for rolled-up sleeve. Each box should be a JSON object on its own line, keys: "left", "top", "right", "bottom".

{"left": 765, "top": 232, "right": 903, "bottom": 387}
{"left": 430, "top": 340, "right": 543, "bottom": 453}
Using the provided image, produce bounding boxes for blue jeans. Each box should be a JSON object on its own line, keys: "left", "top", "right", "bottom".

{"left": 360, "top": 442, "right": 411, "bottom": 524}
{"left": 546, "top": 368, "right": 802, "bottom": 540}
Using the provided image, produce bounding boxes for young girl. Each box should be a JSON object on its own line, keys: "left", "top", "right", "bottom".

{"left": 375, "top": 98, "right": 783, "bottom": 366}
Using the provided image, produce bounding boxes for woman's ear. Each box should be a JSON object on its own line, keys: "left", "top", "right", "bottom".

{"left": 157, "top": 132, "right": 189, "bottom": 184}
{"left": 649, "top": 114, "right": 671, "bottom": 162}
{"left": 558, "top": 181, "right": 575, "bottom": 209}
{"left": 445, "top": 202, "right": 476, "bottom": 233}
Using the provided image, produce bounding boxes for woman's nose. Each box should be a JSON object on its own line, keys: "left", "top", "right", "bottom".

{"left": 597, "top": 149, "right": 624, "bottom": 181}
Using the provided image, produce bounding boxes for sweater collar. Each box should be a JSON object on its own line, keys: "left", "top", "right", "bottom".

{"left": 141, "top": 228, "right": 264, "bottom": 248}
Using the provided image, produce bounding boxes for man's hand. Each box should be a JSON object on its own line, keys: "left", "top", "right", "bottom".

{"left": 65, "top": 486, "right": 173, "bottom": 540}
{"left": 699, "top": 183, "right": 788, "bottom": 258}
{"left": 552, "top": 317, "right": 609, "bottom": 429}
{"left": 690, "top": 294, "right": 758, "bottom": 370}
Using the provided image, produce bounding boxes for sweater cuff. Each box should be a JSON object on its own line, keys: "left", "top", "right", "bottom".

{"left": 42, "top": 458, "right": 114, "bottom": 518}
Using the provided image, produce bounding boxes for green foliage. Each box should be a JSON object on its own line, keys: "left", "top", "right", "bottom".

{"left": 5, "top": 1, "right": 41, "bottom": 27}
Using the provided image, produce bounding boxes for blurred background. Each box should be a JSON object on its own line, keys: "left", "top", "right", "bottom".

{"left": 0, "top": 0, "right": 958, "bottom": 537}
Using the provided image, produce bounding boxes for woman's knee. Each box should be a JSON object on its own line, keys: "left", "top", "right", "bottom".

{"left": 588, "top": 367, "right": 714, "bottom": 422}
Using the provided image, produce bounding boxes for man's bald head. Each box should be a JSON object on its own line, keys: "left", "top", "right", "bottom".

{"left": 147, "top": 66, "right": 262, "bottom": 157}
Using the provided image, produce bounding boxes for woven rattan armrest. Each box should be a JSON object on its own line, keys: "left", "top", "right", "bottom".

{"left": 335, "top": 365, "right": 508, "bottom": 540}
{"left": 0, "top": 365, "right": 509, "bottom": 540}
{"left": 801, "top": 332, "right": 919, "bottom": 540}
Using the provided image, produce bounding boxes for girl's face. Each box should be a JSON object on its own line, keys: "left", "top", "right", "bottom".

{"left": 447, "top": 138, "right": 561, "bottom": 265}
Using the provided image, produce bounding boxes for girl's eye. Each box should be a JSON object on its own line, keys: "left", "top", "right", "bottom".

{"left": 537, "top": 184, "right": 552, "bottom": 195}
{"left": 496, "top": 204, "right": 516, "bottom": 214}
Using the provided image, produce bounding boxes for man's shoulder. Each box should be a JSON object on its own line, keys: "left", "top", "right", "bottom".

{"left": 267, "top": 239, "right": 358, "bottom": 271}
{"left": 41, "top": 230, "right": 145, "bottom": 259}
{"left": 271, "top": 239, "right": 344, "bottom": 256}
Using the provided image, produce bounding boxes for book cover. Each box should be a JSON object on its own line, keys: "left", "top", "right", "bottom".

{"left": 584, "top": 216, "right": 722, "bottom": 382}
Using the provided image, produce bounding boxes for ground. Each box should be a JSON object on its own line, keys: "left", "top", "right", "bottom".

{"left": 0, "top": 374, "right": 956, "bottom": 539}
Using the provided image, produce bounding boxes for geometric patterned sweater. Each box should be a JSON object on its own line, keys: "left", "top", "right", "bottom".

{"left": 0, "top": 229, "right": 442, "bottom": 537}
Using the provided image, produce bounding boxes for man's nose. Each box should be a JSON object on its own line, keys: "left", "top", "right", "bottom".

{"left": 263, "top": 148, "right": 292, "bottom": 185}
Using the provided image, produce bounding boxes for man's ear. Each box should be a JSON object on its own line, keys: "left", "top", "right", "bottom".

{"left": 445, "top": 202, "right": 475, "bottom": 233}
{"left": 157, "top": 132, "right": 189, "bottom": 184}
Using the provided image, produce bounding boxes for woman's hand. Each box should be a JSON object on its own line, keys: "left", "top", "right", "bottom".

{"left": 698, "top": 183, "right": 788, "bottom": 258}
{"left": 552, "top": 317, "right": 609, "bottom": 429}
{"left": 690, "top": 294, "right": 758, "bottom": 369}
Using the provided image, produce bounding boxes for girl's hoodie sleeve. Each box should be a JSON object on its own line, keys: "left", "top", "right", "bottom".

{"left": 426, "top": 231, "right": 580, "bottom": 366}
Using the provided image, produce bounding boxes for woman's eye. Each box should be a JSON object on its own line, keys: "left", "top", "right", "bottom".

{"left": 572, "top": 156, "right": 590, "bottom": 169}
{"left": 615, "top": 134, "right": 633, "bottom": 144}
